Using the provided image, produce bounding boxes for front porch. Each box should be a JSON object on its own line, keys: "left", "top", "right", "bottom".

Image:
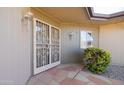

{"left": 1, "top": 7, "right": 124, "bottom": 85}
{"left": 27, "top": 63, "right": 124, "bottom": 85}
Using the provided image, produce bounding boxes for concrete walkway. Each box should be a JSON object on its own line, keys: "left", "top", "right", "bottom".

{"left": 27, "top": 64, "right": 124, "bottom": 85}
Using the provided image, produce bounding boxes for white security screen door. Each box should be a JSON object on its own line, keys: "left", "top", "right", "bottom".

{"left": 33, "top": 18, "right": 60, "bottom": 75}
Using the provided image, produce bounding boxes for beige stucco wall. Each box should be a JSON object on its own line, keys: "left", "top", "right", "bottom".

{"left": 99, "top": 22, "right": 124, "bottom": 66}
{"left": 0, "top": 7, "right": 32, "bottom": 84}
{"left": 61, "top": 24, "right": 99, "bottom": 64}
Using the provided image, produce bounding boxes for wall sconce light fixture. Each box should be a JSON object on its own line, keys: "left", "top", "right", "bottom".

{"left": 23, "top": 12, "right": 33, "bottom": 20}
{"left": 22, "top": 12, "right": 33, "bottom": 32}
{"left": 69, "top": 32, "right": 75, "bottom": 40}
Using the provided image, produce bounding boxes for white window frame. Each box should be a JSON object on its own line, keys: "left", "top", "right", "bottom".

{"left": 80, "top": 31, "right": 93, "bottom": 49}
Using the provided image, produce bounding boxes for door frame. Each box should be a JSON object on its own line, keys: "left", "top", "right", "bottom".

{"left": 33, "top": 18, "right": 61, "bottom": 75}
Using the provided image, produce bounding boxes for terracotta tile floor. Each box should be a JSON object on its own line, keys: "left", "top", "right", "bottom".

{"left": 27, "top": 64, "right": 124, "bottom": 85}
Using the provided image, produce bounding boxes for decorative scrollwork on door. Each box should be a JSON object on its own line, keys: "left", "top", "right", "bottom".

{"left": 36, "top": 21, "right": 50, "bottom": 68}
{"left": 34, "top": 18, "right": 60, "bottom": 74}
{"left": 51, "top": 27, "right": 59, "bottom": 44}
{"left": 36, "top": 44, "right": 50, "bottom": 68}
{"left": 51, "top": 27, "right": 60, "bottom": 63}
{"left": 51, "top": 45, "right": 59, "bottom": 63}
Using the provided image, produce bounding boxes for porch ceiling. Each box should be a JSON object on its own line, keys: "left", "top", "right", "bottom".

{"left": 38, "top": 7, "right": 124, "bottom": 25}
{"left": 39, "top": 7, "right": 92, "bottom": 24}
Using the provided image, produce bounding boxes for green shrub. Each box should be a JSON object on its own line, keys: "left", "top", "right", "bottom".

{"left": 83, "top": 47, "right": 111, "bottom": 74}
